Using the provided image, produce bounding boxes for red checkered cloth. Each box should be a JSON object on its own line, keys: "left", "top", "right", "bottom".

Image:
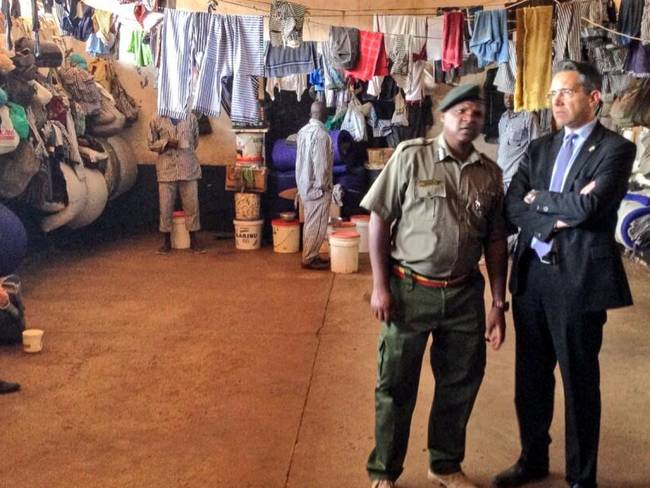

{"left": 442, "top": 11, "right": 465, "bottom": 72}
{"left": 345, "top": 31, "right": 389, "bottom": 81}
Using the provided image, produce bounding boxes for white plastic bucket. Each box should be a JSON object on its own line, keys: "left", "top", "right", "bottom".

{"left": 22, "top": 329, "right": 44, "bottom": 353}
{"left": 234, "top": 192, "right": 261, "bottom": 220}
{"left": 233, "top": 219, "right": 264, "bottom": 250}
{"left": 171, "top": 211, "right": 190, "bottom": 249}
{"left": 320, "top": 221, "right": 356, "bottom": 254}
{"left": 350, "top": 215, "right": 370, "bottom": 253}
{"left": 329, "top": 231, "right": 360, "bottom": 273}
{"left": 272, "top": 219, "right": 300, "bottom": 253}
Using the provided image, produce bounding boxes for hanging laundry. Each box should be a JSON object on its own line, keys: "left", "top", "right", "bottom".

{"left": 641, "top": 0, "right": 650, "bottom": 45}
{"left": 344, "top": 31, "right": 389, "bottom": 82}
{"left": 625, "top": 40, "right": 650, "bottom": 75}
{"left": 269, "top": 0, "right": 305, "bottom": 48}
{"left": 127, "top": 29, "right": 153, "bottom": 67}
{"left": 62, "top": 4, "right": 94, "bottom": 42}
{"left": 388, "top": 36, "right": 410, "bottom": 76}
{"left": 374, "top": 15, "right": 427, "bottom": 93}
{"left": 442, "top": 11, "right": 464, "bottom": 72}
{"left": 87, "top": 33, "right": 111, "bottom": 56}
{"left": 514, "top": 6, "right": 553, "bottom": 112}
{"left": 578, "top": 0, "right": 607, "bottom": 25}
{"left": 426, "top": 16, "right": 444, "bottom": 62}
{"left": 329, "top": 27, "right": 360, "bottom": 70}
{"left": 92, "top": 9, "right": 114, "bottom": 47}
{"left": 318, "top": 42, "right": 345, "bottom": 90}
{"left": 469, "top": 9, "right": 509, "bottom": 68}
{"left": 193, "top": 14, "right": 265, "bottom": 124}
{"left": 617, "top": 0, "right": 644, "bottom": 46}
{"left": 309, "top": 69, "right": 325, "bottom": 92}
{"left": 265, "top": 41, "right": 319, "bottom": 77}
{"left": 156, "top": 10, "right": 213, "bottom": 120}
{"left": 553, "top": 2, "right": 582, "bottom": 67}
{"left": 266, "top": 74, "right": 308, "bottom": 101}
{"left": 374, "top": 15, "right": 427, "bottom": 59}
{"left": 404, "top": 60, "right": 426, "bottom": 102}
{"left": 494, "top": 40, "right": 517, "bottom": 94}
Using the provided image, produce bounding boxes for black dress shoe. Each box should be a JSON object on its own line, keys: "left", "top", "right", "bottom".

{"left": 0, "top": 380, "right": 20, "bottom": 395}
{"left": 492, "top": 462, "right": 549, "bottom": 487}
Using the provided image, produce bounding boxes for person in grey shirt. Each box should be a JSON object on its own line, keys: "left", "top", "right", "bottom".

{"left": 497, "top": 92, "right": 540, "bottom": 191}
{"left": 148, "top": 113, "right": 204, "bottom": 254}
{"left": 295, "top": 102, "right": 333, "bottom": 270}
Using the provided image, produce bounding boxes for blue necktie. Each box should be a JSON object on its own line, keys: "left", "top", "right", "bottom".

{"left": 531, "top": 133, "right": 577, "bottom": 259}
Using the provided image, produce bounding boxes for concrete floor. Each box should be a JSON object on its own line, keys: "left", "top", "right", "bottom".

{"left": 1, "top": 233, "right": 649, "bottom": 488}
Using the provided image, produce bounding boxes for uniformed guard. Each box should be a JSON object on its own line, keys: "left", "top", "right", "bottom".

{"left": 362, "top": 84, "right": 509, "bottom": 488}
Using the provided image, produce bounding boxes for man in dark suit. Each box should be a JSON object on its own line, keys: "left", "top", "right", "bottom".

{"left": 493, "top": 61, "right": 636, "bottom": 488}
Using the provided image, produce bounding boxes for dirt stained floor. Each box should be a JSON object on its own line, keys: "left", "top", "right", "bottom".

{"left": 1, "top": 233, "right": 648, "bottom": 488}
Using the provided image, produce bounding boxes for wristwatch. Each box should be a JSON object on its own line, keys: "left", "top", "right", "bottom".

{"left": 492, "top": 300, "right": 510, "bottom": 312}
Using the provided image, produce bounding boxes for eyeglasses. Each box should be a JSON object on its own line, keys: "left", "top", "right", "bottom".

{"left": 546, "top": 88, "right": 578, "bottom": 100}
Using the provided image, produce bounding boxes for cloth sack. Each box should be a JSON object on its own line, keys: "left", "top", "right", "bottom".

{"left": 19, "top": 108, "right": 67, "bottom": 212}
{"left": 14, "top": 37, "right": 63, "bottom": 68}
{"left": 610, "top": 78, "right": 650, "bottom": 127}
{"left": 29, "top": 80, "right": 54, "bottom": 105}
{"left": 107, "top": 62, "right": 139, "bottom": 126}
{"left": 10, "top": 48, "right": 38, "bottom": 80}
{"left": 0, "top": 106, "right": 20, "bottom": 155}
{"left": 87, "top": 102, "right": 125, "bottom": 137}
{"left": 0, "top": 275, "right": 25, "bottom": 345}
{"left": 5, "top": 72, "right": 37, "bottom": 106}
{"left": 0, "top": 47, "right": 15, "bottom": 74}
{"left": 391, "top": 92, "right": 409, "bottom": 127}
{"left": 0, "top": 139, "right": 40, "bottom": 199}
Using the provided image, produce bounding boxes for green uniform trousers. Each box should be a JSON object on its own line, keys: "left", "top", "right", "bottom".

{"left": 367, "top": 273, "right": 487, "bottom": 481}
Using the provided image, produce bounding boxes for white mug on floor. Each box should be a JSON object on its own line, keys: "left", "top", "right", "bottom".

{"left": 22, "top": 329, "right": 44, "bottom": 353}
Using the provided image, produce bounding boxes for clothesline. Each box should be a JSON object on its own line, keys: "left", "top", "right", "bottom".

{"left": 218, "top": 0, "right": 650, "bottom": 43}
{"left": 221, "top": 0, "right": 523, "bottom": 15}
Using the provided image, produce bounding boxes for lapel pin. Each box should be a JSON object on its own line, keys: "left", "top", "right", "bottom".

{"left": 588, "top": 145, "right": 596, "bottom": 152}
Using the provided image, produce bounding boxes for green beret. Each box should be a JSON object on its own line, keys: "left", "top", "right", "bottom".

{"left": 438, "top": 84, "right": 483, "bottom": 112}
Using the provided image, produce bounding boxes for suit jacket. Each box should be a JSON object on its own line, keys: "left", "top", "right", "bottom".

{"left": 505, "top": 121, "right": 636, "bottom": 311}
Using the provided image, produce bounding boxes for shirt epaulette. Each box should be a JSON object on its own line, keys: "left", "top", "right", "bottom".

{"left": 396, "top": 137, "right": 433, "bottom": 151}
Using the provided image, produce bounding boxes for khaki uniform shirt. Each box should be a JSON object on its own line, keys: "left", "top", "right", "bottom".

{"left": 361, "top": 134, "right": 506, "bottom": 278}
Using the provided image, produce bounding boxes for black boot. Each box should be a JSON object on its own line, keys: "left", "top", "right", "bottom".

{"left": 158, "top": 233, "right": 172, "bottom": 254}
{"left": 190, "top": 232, "right": 206, "bottom": 253}
{"left": 0, "top": 380, "right": 20, "bottom": 394}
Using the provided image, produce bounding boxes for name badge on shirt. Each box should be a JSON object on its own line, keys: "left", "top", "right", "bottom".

{"left": 416, "top": 179, "right": 446, "bottom": 199}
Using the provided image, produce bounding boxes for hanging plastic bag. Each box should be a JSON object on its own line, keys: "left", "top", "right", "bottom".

{"left": 0, "top": 106, "right": 20, "bottom": 154}
{"left": 28, "top": 80, "right": 53, "bottom": 105}
{"left": 341, "top": 95, "right": 366, "bottom": 141}
{"left": 391, "top": 91, "right": 409, "bottom": 127}
{"left": 7, "top": 102, "right": 29, "bottom": 139}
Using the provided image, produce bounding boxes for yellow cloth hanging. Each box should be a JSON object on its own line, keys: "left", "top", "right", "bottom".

{"left": 88, "top": 58, "right": 111, "bottom": 91}
{"left": 514, "top": 6, "right": 553, "bottom": 112}
{"left": 92, "top": 9, "right": 114, "bottom": 46}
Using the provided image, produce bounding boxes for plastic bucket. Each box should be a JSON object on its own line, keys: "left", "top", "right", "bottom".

{"left": 272, "top": 219, "right": 300, "bottom": 253}
{"left": 234, "top": 192, "right": 261, "bottom": 220}
{"left": 329, "top": 231, "right": 360, "bottom": 273}
{"left": 233, "top": 219, "right": 263, "bottom": 250}
{"left": 235, "top": 133, "right": 264, "bottom": 164}
{"left": 171, "top": 211, "right": 190, "bottom": 249}
{"left": 320, "top": 221, "right": 356, "bottom": 254}
{"left": 350, "top": 214, "right": 370, "bottom": 253}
